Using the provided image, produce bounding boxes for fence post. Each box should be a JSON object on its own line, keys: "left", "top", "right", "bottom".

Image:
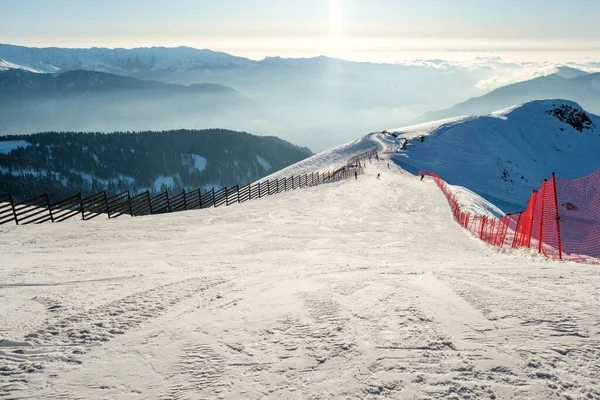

{"left": 8, "top": 193, "right": 18, "bottom": 226}
{"left": 538, "top": 181, "right": 546, "bottom": 254}
{"left": 276, "top": 178, "right": 279, "bottom": 193}
{"left": 552, "top": 173, "right": 563, "bottom": 260}
{"left": 147, "top": 191, "right": 153, "bottom": 214}
{"left": 183, "top": 189, "right": 187, "bottom": 210}
{"left": 211, "top": 187, "right": 215, "bottom": 207}
{"left": 166, "top": 191, "right": 171, "bottom": 213}
{"left": 199, "top": 188, "right": 203, "bottom": 208}
{"left": 127, "top": 191, "right": 134, "bottom": 216}
{"left": 43, "top": 193, "right": 54, "bottom": 223}
{"left": 103, "top": 191, "right": 109, "bottom": 219}
{"left": 78, "top": 193, "right": 84, "bottom": 220}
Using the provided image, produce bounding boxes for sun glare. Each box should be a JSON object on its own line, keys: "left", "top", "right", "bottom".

{"left": 327, "top": 0, "right": 345, "bottom": 56}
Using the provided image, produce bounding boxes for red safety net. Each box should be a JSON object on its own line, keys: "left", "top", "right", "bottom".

{"left": 555, "top": 168, "right": 600, "bottom": 260}
{"left": 419, "top": 169, "right": 600, "bottom": 264}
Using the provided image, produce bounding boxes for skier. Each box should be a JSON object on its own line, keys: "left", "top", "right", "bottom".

{"left": 377, "top": 173, "right": 381, "bottom": 180}
{"left": 387, "top": 163, "right": 390, "bottom": 169}
{"left": 420, "top": 175, "right": 425, "bottom": 181}
{"left": 354, "top": 171, "right": 358, "bottom": 180}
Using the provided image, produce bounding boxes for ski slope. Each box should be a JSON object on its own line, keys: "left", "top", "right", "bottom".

{"left": 1, "top": 159, "right": 599, "bottom": 399}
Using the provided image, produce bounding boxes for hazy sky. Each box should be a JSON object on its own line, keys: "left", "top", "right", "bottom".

{"left": 2, "top": 0, "right": 600, "bottom": 62}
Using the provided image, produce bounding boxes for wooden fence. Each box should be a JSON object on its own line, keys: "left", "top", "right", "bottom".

{"left": 0, "top": 148, "right": 378, "bottom": 226}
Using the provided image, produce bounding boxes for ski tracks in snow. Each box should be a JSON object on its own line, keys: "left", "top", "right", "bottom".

{"left": 2, "top": 158, "right": 600, "bottom": 399}
{"left": 0, "top": 275, "right": 228, "bottom": 399}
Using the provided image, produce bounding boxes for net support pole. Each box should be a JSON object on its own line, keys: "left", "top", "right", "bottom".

{"left": 527, "top": 191, "right": 537, "bottom": 249}
{"left": 538, "top": 181, "right": 547, "bottom": 254}
{"left": 552, "top": 172, "right": 563, "bottom": 260}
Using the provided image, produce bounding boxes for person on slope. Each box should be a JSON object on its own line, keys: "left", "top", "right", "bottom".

{"left": 354, "top": 171, "right": 358, "bottom": 180}
{"left": 387, "top": 163, "right": 390, "bottom": 169}
{"left": 377, "top": 173, "right": 381, "bottom": 180}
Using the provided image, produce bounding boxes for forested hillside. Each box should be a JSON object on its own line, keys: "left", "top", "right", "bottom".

{"left": 0, "top": 129, "right": 312, "bottom": 201}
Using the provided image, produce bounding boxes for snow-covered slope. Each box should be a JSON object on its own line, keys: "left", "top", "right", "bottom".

{"left": 0, "top": 58, "right": 41, "bottom": 73}
{"left": 262, "top": 123, "right": 504, "bottom": 218}
{"left": 2, "top": 159, "right": 599, "bottom": 399}
{"left": 261, "top": 135, "right": 377, "bottom": 180}
{"left": 388, "top": 99, "right": 600, "bottom": 212}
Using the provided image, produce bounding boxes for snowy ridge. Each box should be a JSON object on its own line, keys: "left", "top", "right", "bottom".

{"left": 261, "top": 135, "right": 380, "bottom": 181}
{"left": 262, "top": 128, "right": 504, "bottom": 218}
{"left": 0, "top": 44, "right": 256, "bottom": 73}
{"left": 387, "top": 99, "right": 600, "bottom": 212}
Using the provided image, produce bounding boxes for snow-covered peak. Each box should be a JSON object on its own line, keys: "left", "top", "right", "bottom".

{"left": 0, "top": 44, "right": 257, "bottom": 73}
{"left": 387, "top": 99, "right": 600, "bottom": 212}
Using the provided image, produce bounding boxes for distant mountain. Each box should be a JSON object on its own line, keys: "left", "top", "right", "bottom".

{"left": 388, "top": 100, "right": 600, "bottom": 212}
{"left": 0, "top": 69, "right": 236, "bottom": 97}
{"left": 0, "top": 44, "right": 257, "bottom": 73}
{"left": 0, "top": 129, "right": 312, "bottom": 201}
{"left": 555, "top": 66, "right": 590, "bottom": 79}
{"left": 419, "top": 72, "right": 600, "bottom": 122}
{"left": 0, "top": 69, "right": 247, "bottom": 135}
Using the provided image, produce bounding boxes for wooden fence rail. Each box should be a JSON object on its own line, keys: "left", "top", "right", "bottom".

{"left": 0, "top": 148, "right": 378, "bottom": 226}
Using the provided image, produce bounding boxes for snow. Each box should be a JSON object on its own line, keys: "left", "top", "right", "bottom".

{"left": 261, "top": 135, "right": 378, "bottom": 181}
{"left": 0, "top": 58, "right": 41, "bottom": 73}
{"left": 0, "top": 44, "right": 256, "bottom": 74}
{"left": 1, "top": 156, "right": 599, "bottom": 399}
{"left": 387, "top": 99, "right": 600, "bottom": 213}
{"left": 255, "top": 155, "right": 271, "bottom": 172}
{"left": 0, "top": 167, "right": 44, "bottom": 178}
{"left": 190, "top": 154, "right": 207, "bottom": 172}
{"left": 0, "top": 140, "right": 31, "bottom": 154}
{"left": 152, "top": 175, "right": 175, "bottom": 192}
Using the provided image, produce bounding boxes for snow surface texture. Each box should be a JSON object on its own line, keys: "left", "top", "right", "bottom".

{"left": 2, "top": 157, "right": 599, "bottom": 399}
{"left": 0, "top": 140, "right": 31, "bottom": 154}
{"left": 190, "top": 154, "right": 207, "bottom": 172}
{"left": 263, "top": 128, "right": 502, "bottom": 218}
{"left": 387, "top": 100, "right": 600, "bottom": 212}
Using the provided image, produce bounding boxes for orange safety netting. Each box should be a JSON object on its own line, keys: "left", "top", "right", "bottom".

{"left": 418, "top": 169, "right": 600, "bottom": 264}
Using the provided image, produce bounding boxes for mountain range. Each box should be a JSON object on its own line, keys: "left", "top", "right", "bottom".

{"left": 420, "top": 70, "right": 600, "bottom": 122}
{"left": 2, "top": 44, "right": 600, "bottom": 153}
{"left": 0, "top": 69, "right": 248, "bottom": 135}
{"left": 0, "top": 44, "right": 506, "bottom": 150}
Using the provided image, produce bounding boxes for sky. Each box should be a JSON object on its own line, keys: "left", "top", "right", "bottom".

{"left": 2, "top": 0, "right": 600, "bottom": 62}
